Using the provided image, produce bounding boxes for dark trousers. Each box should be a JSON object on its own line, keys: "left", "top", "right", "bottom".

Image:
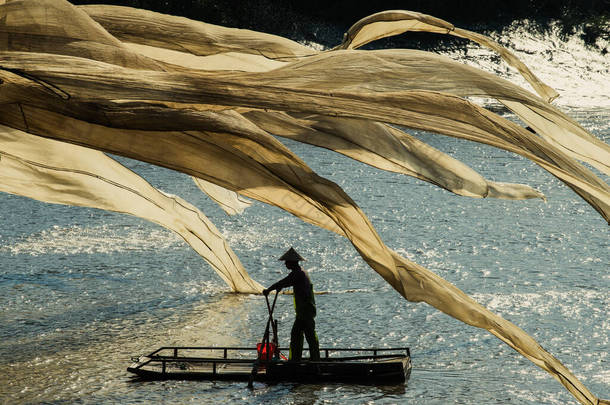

{"left": 289, "top": 316, "right": 320, "bottom": 361}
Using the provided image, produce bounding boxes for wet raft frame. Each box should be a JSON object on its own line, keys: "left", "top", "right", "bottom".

{"left": 128, "top": 346, "right": 412, "bottom": 384}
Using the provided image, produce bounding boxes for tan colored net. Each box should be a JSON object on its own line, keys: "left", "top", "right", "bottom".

{"left": 1, "top": 1, "right": 608, "bottom": 404}
{"left": 333, "top": 10, "right": 560, "bottom": 103}
{"left": 0, "top": 124, "right": 262, "bottom": 293}
{"left": 193, "top": 177, "right": 253, "bottom": 216}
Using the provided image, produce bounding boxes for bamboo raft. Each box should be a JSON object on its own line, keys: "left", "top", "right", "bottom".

{"left": 128, "top": 346, "right": 412, "bottom": 384}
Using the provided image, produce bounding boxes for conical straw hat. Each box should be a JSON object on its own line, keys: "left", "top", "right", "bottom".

{"left": 278, "top": 247, "right": 305, "bottom": 262}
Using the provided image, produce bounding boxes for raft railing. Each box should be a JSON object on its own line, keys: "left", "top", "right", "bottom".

{"left": 130, "top": 346, "right": 411, "bottom": 375}
{"left": 131, "top": 346, "right": 411, "bottom": 376}
{"left": 145, "top": 346, "right": 410, "bottom": 360}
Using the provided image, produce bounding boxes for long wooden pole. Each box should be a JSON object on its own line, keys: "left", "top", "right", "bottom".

{"left": 248, "top": 291, "right": 279, "bottom": 388}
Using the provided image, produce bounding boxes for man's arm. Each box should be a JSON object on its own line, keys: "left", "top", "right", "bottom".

{"left": 263, "top": 272, "right": 295, "bottom": 295}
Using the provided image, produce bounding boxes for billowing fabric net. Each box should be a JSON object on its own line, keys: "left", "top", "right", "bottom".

{"left": 0, "top": 1, "right": 608, "bottom": 404}
{"left": 193, "top": 177, "right": 253, "bottom": 216}
{"left": 0, "top": 125, "right": 262, "bottom": 293}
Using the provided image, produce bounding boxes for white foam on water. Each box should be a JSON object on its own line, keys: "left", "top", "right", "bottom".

{"left": 221, "top": 225, "right": 285, "bottom": 252}
{"left": 1, "top": 224, "right": 183, "bottom": 255}
{"left": 595, "top": 368, "right": 610, "bottom": 385}
{"left": 446, "top": 20, "right": 610, "bottom": 110}
{"left": 473, "top": 289, "right": 608, "bottom": 318}
{"left": 299, "top": 40, "right": 327, "bottom": 51}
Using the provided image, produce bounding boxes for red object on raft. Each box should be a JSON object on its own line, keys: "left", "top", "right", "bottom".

{"left": 257, "top": 342, "right": 277, "bottom": 360}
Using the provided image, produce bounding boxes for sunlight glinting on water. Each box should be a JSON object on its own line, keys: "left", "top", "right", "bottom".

{"left": 0, "top": 14, "right": 608, "bottom": 405}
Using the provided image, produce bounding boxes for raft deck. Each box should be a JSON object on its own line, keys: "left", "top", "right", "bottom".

{"left": 128, "top": 346, "right": 411, "bottom": 384}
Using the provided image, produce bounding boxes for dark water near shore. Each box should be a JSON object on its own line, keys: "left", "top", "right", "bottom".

{"left": 1, "top": 14, "right": 609, "bottom": 405}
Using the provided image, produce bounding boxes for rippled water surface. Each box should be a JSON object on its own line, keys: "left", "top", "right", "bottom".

{"left": 1, "top": 23, "right": 609, "bottom": 405}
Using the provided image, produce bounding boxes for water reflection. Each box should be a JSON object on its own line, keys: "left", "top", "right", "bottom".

{"left": 1, "top": 109, "right": 607, "bottom": 404}
{"left": 0, "top": 292, "right": 255, "bottom": 403}
{"left": 248, "top": 382, "right": 406, "bottom": 405}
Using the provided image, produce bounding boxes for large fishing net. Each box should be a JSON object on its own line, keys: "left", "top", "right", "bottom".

{"left": 0, "top": 1, "right": 608, "bottom": 403}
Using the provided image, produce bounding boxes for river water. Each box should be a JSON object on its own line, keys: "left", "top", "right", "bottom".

{"left": 0, "top": 19, "right": 608, "bottom": 405}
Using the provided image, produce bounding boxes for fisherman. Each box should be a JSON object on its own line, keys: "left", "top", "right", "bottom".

{"left": 263, "top": 247, "right": 320, "bottom": 361}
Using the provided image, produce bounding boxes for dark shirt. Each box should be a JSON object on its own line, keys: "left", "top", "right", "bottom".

{"left": 268, "top": 267, "right": 316, "bottom": 318}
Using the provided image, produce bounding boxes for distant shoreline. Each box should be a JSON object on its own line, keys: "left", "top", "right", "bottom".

{"left": 71, "top": 0, "right": 609, "bottom": 51}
